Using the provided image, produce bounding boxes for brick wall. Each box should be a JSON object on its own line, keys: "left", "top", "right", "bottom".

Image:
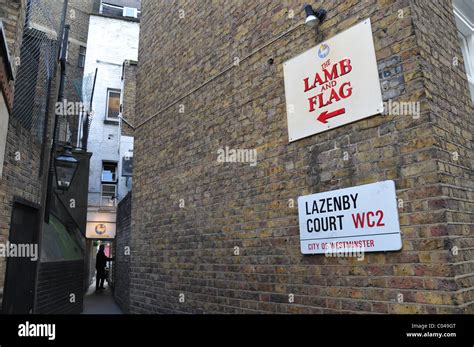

{"left": 65, "top": 0, "right": 94, "bottom": 145}
{"left": 0, "top": 0, "right": 26, "bottom": 181}
{"left": 0, "top": 0, "right": 26, "bottom": 78}
{"left": 0, "top": 0, "right": 42, "bottom": 306}
{"left": 0, "top": 118, "right": 45, "bottom": 303}
{"left": 35, "top": 260, "right": 84, "bottom": 314}
{"left": 0, "top": 0, "right": 93, "bottom": 309}
{"left": 409, "top": 0, "right": 474, "bottom": 313}
{"left": 131, "top": 0, "right": 473, "bottom": 314}
{"left": 114, "top": 192, "right": 132, "bottom": 313}
{"left": 30, "top": 0, "right": 94, "bottom": 144}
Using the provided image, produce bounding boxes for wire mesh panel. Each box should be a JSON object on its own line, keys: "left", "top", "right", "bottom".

{"left": 82, "top": 71, "right": 96, "bottom": 107}
{"left": 79, "top": 69, "right": 97, "bottom": 149}
{"left": 11, "top": 0, "right": 66, "bottom": 143}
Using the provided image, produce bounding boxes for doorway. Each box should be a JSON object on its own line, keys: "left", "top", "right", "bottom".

{"left": 2, "top": 200, "right": 40, "bottom": 314}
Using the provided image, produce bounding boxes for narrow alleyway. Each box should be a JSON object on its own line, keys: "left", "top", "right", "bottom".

{"left": 82, "top": 281, "right": 123, "bottom": 314}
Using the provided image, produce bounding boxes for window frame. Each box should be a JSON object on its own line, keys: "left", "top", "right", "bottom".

{"left": 105, "top": 88, "right": 121, "bottom": 122}
{"left": 101, "top": 2, "right": 123, "bottom": 15}
{"left": 101, "top": 161, "right": 118, "bottom": 183}
{"left": 78, "top": 45, "right": 86, "bottom": 68}
{"left": 100, "top": 183, "right": 117, "bottom": 207}
{"left": 454, "top": 4, "right": 474, "bottom": 103}
{"left": 100, "top": 161, "right": 118, "bottom": 207}
{"left": 123, "top": 7, "right": 138, "bottom": 18}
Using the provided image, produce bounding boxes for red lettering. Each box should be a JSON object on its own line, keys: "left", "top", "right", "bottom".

{"left": 314, "top": 73, "right": 324, "bottom": 86}
{"left": 303, "top": 77, "right": 313, "bottom": 93}
{"left": 303, "top": 58, "right": 353, "bottom": 94}
{"left": 321, "top": 59, "right": 331, "bottom": 69}
{"left": 327, "top": 88, "right": 340, "bottom": 105}
{"left": 304, "top": 59, "right": 354, "bottom": 112}
{"left": 376, "top": 210, "right": 385, "bottom": 226}
{"left": 339, "top": 59, "right": 352, "bottom": 76}
{"left": 352, "top": 210, "right": 385, "bottom": 228}
{"left": 323, "top": 63, "right": 339, "bottom": 82}
{"left": 367, "top": 211, "right": 375, "bottom": 227}
{"left": 340, "top": 81, "right": 352, "bottom": 99}
{"left": 352, "top": 213, "right": 365, "bottom": 228}
{"left": 308, "top": 95, "right": 319, "bottom": 112}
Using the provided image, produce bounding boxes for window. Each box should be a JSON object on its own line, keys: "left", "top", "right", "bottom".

{"left": 123, "top": 7, "right": 138, "bottom": 18}
{"left": 102, "top": 162, "right": 117, "bottom": 182}
{"left": 78, "top": 46, "right": 86, "bottom": 68}
{"left": 122, "top": 155, "right": 133, "bottom": 177}
{"left": 454, "top": 1, "right": 474, "bottom": 103}
{"left": 101, "top": 184, "right": 117, "bottom": 207}
{"left": 458, "top": 32, "right": 474, "bottom": 102}
{"left": 106, "top": 89, "right": 121, "bottom": 120}
{"left": 101, "top": 162, "right": 117, "bottom": 206}
{"left": 100, "top": 2, "right": 139, "bottom": 19}
{"left": 101, "top": 2, "right": 124, "bottom": 17}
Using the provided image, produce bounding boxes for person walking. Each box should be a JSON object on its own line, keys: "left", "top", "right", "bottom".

{"left": 95, "top": 245, "right": 114, "bottom": 291}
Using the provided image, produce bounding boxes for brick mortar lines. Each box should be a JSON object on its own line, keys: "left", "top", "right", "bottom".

{"left": 129, "top": 286, "right": 470, "bottom": 301}
{"left": 130, "top": 221, "right": 465, "bottom": 240}
{"left": 135, "top": 45, "right": 420, "bottom": 134}
{"left": 129, "top": 0, "right": 473, "bottom": 313}
{"left": 134, "top": 4, "right": 416, "bottom": 115}
{"left": 128, "top": 291, "right": 463, "bottom": 311}
{"left": 128, "top": 265, "right": 459, "bottom": 277}
{"left": 134, "top": 122, "right": 436, "bottom": 182}
{"left": 168, "top": 182, "right": 471, "bottom": 207}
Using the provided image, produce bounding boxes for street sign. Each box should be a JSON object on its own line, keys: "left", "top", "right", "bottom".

{"left": 283, "top": 18, "right": 383, "bottom": 142}
{"left": 297, "top": 180, "right": 402, "bottom": 255}
{"left": 86, "top": 222, "right": 116, "bottom": 239}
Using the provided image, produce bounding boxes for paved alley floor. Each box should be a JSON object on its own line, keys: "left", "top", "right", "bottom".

{"left": 82, "top": 281, "right": 123, "bottom": 314}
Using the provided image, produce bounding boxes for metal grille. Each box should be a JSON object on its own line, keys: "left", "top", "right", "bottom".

{"left": 11, "top": 0, "right": 66, "bottom": 143}
{"left": 79, "top": 69, "right": 97, "bottom": 149}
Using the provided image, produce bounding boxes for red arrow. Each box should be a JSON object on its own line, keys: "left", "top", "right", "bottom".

{"left": 317, "top": 108, "right": 346, "bottom": 124}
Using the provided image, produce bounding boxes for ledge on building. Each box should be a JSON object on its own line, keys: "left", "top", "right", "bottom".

{"left": 91, "top": 13, "right": 140, "bottom": 23}
{"left": 104, "top": 119, "right": 120, "bottom": 125}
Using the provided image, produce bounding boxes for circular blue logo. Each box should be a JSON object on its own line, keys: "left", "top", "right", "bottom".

{"left": 318, "top": 44, "right": 330, "bottom": 59}
{"left": 95, "top": 224, "right": 107, "bottom": 235}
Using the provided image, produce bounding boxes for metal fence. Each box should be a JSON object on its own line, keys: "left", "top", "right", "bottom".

{"left": 11, "top": 0, "right": 66, "bottom": 143}
{"left": 78, "top": 69, "right": 97, "bottom": 150}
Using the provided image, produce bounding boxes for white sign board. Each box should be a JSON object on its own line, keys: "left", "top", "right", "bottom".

{"left": 86, "top": 222, "right": 116, "bottom": 239}
{"left": 298, "top": 180, "right": 402, "bottom": 255}
{"left": 283, "top": 19, "right": 383, "bottom": 142}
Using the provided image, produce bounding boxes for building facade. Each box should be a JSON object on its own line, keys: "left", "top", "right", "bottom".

{"left": 129, "top": 0, "right": 473, "bottom": 314}
{"left": 0, "top": 0, "right": 28, "bottom": 308}
{"left": 0, "top": 0, "right": 26, "bottom": 180}
{"left": 82, "top": 1, "right": 139, "bottom": 285}
{"left": 0, "top": 0, "right": 94, "bottom": 314}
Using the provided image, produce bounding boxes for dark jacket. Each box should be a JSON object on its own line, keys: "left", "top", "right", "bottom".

{"left": 95, "top": 250, "right": 113, "bottom": 271}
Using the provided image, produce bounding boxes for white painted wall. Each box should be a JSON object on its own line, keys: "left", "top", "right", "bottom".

{"left": 83, "top": 15, "right": 138, "bottom": 228}
{"left": 118, "top": 134, "right": 133, "bottom": 200}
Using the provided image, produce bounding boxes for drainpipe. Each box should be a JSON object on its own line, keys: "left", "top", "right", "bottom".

{"left": 44, "top": 24, "right": 70, "bottom": 223}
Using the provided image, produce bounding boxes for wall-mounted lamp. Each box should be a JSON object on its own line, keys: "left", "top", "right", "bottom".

{"left": 304, "top": 4, "right": 326, "bottom": 27}
{"left": 55, "top": 145, "right": 79, "bottom": 191}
